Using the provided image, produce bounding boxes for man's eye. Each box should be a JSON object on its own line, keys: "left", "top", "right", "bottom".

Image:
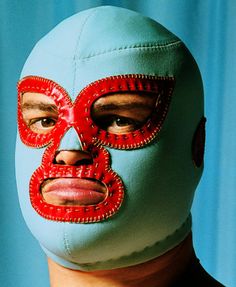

{"left": 91, "top": 92, "right": 158, "bottom": 135}
{"left": 96, "top": 116, "right": 141, "bottom": 134}
{"left": 21, "top": 92, "right": 59, "bottom": 135}
{"left": 113, "top": 117, "right": 137, "bottom": 127}
{"left": 28, "top": 117, "right": 57, "bottom": 134}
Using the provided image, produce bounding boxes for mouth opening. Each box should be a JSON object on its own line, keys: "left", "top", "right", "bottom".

{"left": 40, "top": 177, "right": 107, "bottom": 206}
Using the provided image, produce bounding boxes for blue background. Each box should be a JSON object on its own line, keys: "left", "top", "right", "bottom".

{"left": 0, "top": 1, "right": 235, "bottom": 286}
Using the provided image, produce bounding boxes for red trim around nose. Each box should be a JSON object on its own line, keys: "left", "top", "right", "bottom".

{"left": 29, "top": 145, "right": 124, "bottom": 223}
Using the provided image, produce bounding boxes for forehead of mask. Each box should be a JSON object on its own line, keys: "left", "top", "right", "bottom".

{"left": 20, "top": 6, "right": 185, "bottom": 100}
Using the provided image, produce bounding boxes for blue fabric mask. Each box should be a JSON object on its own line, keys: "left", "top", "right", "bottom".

{"left": 15, "top": 6, "right": 205, "bottom": 271}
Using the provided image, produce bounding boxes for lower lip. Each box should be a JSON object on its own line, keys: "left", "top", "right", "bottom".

{"left": 41, "top": 179, "right": 107, "bottom": 206}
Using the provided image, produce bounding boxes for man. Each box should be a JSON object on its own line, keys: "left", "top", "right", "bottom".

{"left": 15, "top": 6, "right": 224, "bottom": 286}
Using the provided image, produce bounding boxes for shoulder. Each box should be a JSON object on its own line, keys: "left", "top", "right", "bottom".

{"left": 175, "top": 257, "right": 225, "bottom": 287}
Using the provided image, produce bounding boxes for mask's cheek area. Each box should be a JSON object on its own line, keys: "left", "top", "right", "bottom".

{"left": 15, "top": 135, "right": 44, "bottom": 220}
{"left": 59, "top": 138, "right": 199, "bottom": 266}
{"left": 15, "top": 135, "right": 68, "bottom": 256}
{"left": 107, "top": 135, "right": 201, "bottom": 234}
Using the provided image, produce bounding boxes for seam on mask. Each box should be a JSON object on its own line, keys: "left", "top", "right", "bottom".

{"left": 76, "top": 40, "right": 183, "bottom": 60}
{"left": 72, "top": 9, "right": 98, "bottom": 98}
{"left": 64, "top": 215, "right": 191, "bottom": 263}
{"left": 63, "top": 226, "right": 73, "bottom": 257}
{"left": 35, "top": 40, "right": 183, "bottom": 61}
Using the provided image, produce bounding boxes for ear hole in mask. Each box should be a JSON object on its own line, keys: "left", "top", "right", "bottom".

{"left": 21, "top": 92, "right": 58, "bottom": 135}
{"left": 192, "top": 117, "right": 206, "bottom": 167}
{"left": 91, "top": 92, "right": 158, "bottom": 134}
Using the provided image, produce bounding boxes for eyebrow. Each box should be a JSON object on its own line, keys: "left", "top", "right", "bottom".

{"left": 22, "top": 102, "right": 58, "bottom": 113}
{"left": 93, "top": 102, "right": 154, "bottom": 112}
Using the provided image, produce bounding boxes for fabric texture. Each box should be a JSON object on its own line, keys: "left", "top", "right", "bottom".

{"left": 16, "top": 6, "right": 203, "bottom": 271}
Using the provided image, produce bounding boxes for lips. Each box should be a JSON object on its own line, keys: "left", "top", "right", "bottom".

{"left": 41, "top": 178, "right": 107, "bottom": 206}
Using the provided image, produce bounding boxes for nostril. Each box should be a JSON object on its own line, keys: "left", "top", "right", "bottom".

{"left": 74, "top": 158, "right": 93, "bottom": 166}
{"left": 53, "top": 150, "right": 93, "bottom": 166}
{"left": 92, "top": 151, "right": 98, "bottom": 159}
{"left": 56, "top": 159, "right": 65, "bottom": 165}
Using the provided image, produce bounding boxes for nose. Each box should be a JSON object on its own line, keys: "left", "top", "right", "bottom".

{"left": 54, "top": 150, "right": 92, "bottom": 165}
{"left": 54, "top": 127, "right": 92, "bottom": 166}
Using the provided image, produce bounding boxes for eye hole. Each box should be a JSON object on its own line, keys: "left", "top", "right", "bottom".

{"left": 21, "top": 92, "right": 58, "bottom": 134}
{"left": 91, "top": 92, "right": 157, "bottom": 134}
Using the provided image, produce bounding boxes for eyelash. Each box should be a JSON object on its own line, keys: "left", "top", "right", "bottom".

{"left": 95, "top": 115, "right": 142, "bottom": 129}
{"left": 28, "top": 117, "right": 57, "bottom": 129}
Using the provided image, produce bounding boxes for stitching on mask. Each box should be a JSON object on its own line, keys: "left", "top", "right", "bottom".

{"left": 29, "top": 143, "right": 124, "bottom": 223}
{"left": 27, "top": 40, "right": 183, "bottom": 61}
{"left": 63, "top": 228, "right": 73, "bottom": 258}
{"left": 77, "top": 40, "right": 183, "bottom": 60}
{"left": 64, "top": 215, "right": 191, "bottom": 265}
{"left": 17, "top": 76, "right": 72, "bottom": 149}
{"left": 72, "top": 9, "right": 98, "bottom": 98}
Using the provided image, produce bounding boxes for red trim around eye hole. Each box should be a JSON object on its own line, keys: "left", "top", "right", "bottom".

{"left": 74, "top": 75, "right": 175, "bottom": 150}
{"left": 17, "top": 76, "right": 72, "bottom": 148}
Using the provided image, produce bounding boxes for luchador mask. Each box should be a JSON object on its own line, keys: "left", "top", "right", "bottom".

{"left": 16, "top": 6, "right": 205, "bottom": 270}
